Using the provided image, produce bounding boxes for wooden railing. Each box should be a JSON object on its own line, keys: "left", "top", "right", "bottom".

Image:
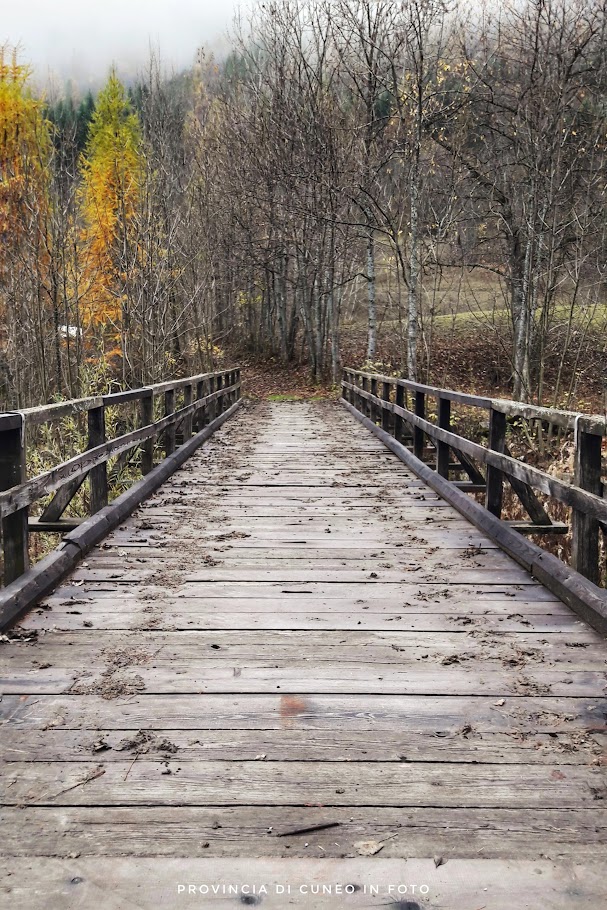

{"left": 0, "top": 368, "right": 241, "bottom": 589}
{"left": 342, "top": 368, "right": 605, "bottom": 587}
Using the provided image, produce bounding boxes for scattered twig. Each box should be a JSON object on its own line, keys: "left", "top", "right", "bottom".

{"left": 124, "top": 752, "right": 139, "bottom": 781}
{"left": 275, "top": 822, "right": 341, "bottom": 838}
{"left": 38, "top": 766, "right": 106, "bottom": 803}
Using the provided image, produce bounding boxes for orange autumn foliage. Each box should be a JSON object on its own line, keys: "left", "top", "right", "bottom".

{"left": 0, "top": 47, "right": 51, "bottom": 278}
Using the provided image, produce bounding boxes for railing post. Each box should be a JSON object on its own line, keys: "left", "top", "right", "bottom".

{"left": 194, "top": 379, "right": 206, "bottom": 431}
{"left": 572, "top": 427, "right": 602, "bottom": 584}
{"left": 381, "top": 380, "right": 391, "bottom": 433}
{"left": 361, "top": 375, "right": 369, "bottom": 419}
{"left": 216, "top": 373, "right": 224, "bottom": 416}
{"left": 164, "top": 389, "right": 176, "bottom": 457}
{"left": 414, "top": 392, "right": 425, "bottom": 460}
{"left": 341, "top": 369, "right": 348, "bottom": 404}
{"left": 88, "top": 404, "right": 108, "bottom": 513}
{"left": 370, "top": 377, "right": 378, "bottom": 424}
{"left": 0, "top": 415, "right": 29, "bottom": 585}
{"left": 235, "top": 368, "right": 241, "bottom": 402}
{"left": 485, "top": 407, "right": 506, "bottom": 517}
{"left": 140, "top": 390, "right": 154, "bottom": 476}
{"left": 437, "top": 396, "right": 451, "bottom": 477}
{"left": 394, "top": 383, "right": 404, "bottom": 444}
{"left": 183, "top": 384, "right": 193, "bottom": 441}
{"left": 208, "top": 376, "right": 216, "bottom": 422}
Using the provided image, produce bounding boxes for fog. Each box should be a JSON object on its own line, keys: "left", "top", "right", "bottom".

{"left": 2, "top": 0, "right": 239, "bottom": 89}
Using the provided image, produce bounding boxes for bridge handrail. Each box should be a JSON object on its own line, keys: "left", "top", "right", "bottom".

{"left": 0, "top": 368, "right": 242, "bottom": 589}
{"left": 343, "top": 368, "right": 607, "bottom": 434}
{"left": 0, "top": 371, "right": 226, "bottom": 429}
{"left": 342, "top": 368, "right": 604, "bottom": 589}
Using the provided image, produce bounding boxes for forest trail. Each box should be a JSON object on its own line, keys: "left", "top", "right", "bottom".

{"left": 1, "top": 401, "right": 606, "bottom": 909}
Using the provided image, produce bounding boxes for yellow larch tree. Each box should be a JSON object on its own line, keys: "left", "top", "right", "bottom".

{"left": 79, "top": 69, "right": 143, "bottom": 367}
{"left": 0, "top": 46, "right": 55, "bottom": 402}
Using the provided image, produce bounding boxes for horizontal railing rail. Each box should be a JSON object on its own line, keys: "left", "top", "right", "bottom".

{"left": 343, "top": 368, "right": 607, "bottom": 434}
{"left": 0, "top": 368, "right": 241, "bottom": 589}
{"left": 342, "top": 368, "right": 605, "bottom": 588}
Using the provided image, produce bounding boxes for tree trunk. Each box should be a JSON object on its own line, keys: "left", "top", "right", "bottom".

{"left": 366, "top": 228, "right": 377, "bottom": 361}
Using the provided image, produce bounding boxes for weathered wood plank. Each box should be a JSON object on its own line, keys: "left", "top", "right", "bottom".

{"left": 20, "top": 609, "right": 583, "bottom": 633}
{"left": 3, "top": 693, "right": 603, "bottom": 732}
{"left": 4, "top": 727, "right": 604, "bottom": 765}
{"left": 3, "top": 759, "right": 603, "bottom": 808}
{"left": 67, "top": 566, "right": 538, "bottom": 584}
{"left": 3, "top": 807, "right": 607, "bottom": 860}
{"left": 2, "top": 667, "right": 603, "bottom": 696}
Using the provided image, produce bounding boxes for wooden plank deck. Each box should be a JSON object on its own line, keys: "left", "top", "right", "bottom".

{"left": 1, "top": 401, "right": 606, "bottom": 909}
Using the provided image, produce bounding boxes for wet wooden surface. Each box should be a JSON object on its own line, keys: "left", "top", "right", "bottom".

{"left": 1, "top": 401, "right": 607, "bottom": 908}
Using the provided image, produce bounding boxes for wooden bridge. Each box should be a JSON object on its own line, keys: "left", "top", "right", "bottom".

{"left": 1, "top": 369, "right": 606, "bottom": 909}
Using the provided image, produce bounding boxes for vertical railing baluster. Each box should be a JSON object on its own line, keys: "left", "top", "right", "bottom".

{"left": 394, "top": 382, "right": 404, "bottom": 444}
{"left": 208, "top": 375, "right": 216, "bottom": 422}
{"left": 361, "top": 375, "right": 369, "bottom": 419}
{"left": 414, "top": 391, "right": 425, "bottom": 460}
{"left": 220, "top": 373, "right": 224, "bottom": 417}
{"left": 140, "top": 390, "right": 154, "bottom": 475}
{"left": 195, "top": 378, "right": 206, "bottom": 431}
{"left": 370, "top": 377, "right": 378, "bottom": 424}
{"left": 88, "top": 404, "right": 108, "bottom": 513}
{"left": 437, "top": 395, "right": 451, "bottom": 477}
{"left": 183, "top": 384, "right": 193, "bottom": 441}
{"left": 381, "top": 380, "right": 391, "bottom": 433}
{"left": 164, "top": 389, "right": 176, "bottom": 457}
{"left": 0, "top": 414, "right": 29, "bottom": 585}
{"left": 572, "top": 425, "right": 602, "bottom": 584}
{"left": 486, "top": 407, "right": 506, "bottom": 517}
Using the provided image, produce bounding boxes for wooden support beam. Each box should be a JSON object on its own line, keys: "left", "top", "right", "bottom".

{"left": 28, "top": 517, "right": 83, "bottom": 533}
{"left": 453, "top": 481, "right": 487, "bottom": 493}
{"left": 0, "top": 415, "right": 28, "bottom": 585}
{"left": 38, "top": 475, "right": 87, "bottom": 523}
{"left": 572, "top": 429, "right": 603, "bottom": 584}
{"left": 506, "top": 472, "right": 553, "bottom": 526}
{"left": 509, "top": 521, "right": 568, "bottom": 535}
{"left": 453, "top": 449, "right": 486, "bottom": 485}
{"left": 87, "top": 405, "right": 108, "bottom": 514}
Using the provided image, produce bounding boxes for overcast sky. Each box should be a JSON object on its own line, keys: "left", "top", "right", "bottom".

{"left": 3, "top": 0, "right": 240, "bottom": 89}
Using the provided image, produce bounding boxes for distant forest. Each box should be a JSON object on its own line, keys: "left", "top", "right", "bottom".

{"left": 1, "top": 0, "right": 606, "bottom": 409}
